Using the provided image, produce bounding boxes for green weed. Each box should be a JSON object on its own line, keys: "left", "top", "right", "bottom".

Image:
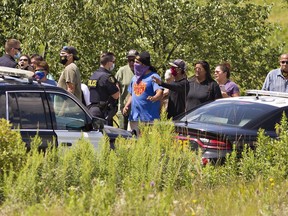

{"left": 1, "top": 116, "right": 288, "bottom": 215}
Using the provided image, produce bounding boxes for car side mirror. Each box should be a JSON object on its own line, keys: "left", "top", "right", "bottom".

{"left": 92, "top": 117, "right": 105, "bottom": 130}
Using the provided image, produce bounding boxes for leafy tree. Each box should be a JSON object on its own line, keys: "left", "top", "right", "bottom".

{"left": 0, "top": 0, "right": 27, "bottom": 53}
{"left": 0, "top": 0, "right": 284, "bottom": 91}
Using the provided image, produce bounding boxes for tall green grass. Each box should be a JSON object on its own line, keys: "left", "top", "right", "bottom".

{"left": 1, "top": 116, "right": 288, "bottom": 215}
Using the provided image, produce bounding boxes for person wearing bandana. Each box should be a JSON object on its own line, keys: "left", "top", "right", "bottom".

{"left": 262, "top": 53, "right": 288, "bottom": 92}
{"left": 123, "top": 51, "right": 163, "bottom": 135}
{"left": 152, "top": 59, "right": 189, "bottom": 119}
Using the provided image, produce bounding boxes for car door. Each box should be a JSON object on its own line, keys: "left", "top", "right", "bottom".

{"left": 4, "top": 91, "right": 56, "bottom": 150}
{"left": 46, "top": 92, "right": 103, "bottom": 149}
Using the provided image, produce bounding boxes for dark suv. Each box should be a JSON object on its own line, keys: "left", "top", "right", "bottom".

{"left": 0, "top": 66, "right": 131, "bottom": 150}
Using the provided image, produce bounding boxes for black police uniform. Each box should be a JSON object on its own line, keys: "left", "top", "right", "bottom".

{"left": 0, "top": 54, "right": 18, "bottom": 68}
{"left": 88, "top": 67, "right": 119, "bottom": 126}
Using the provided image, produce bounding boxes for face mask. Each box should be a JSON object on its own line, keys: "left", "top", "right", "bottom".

{"left": 134, "top": 63, "right": 150, "bottom": 84}
{"left": 14, "top": 52, "right": 21, "bottom": 59}
{"left": 60, "top": 56, "right": 68, "bottom": 65}
{"left": 110, "top": 63, "right": 115, "bottom": 71}
{"left": 171, "top": 67, "right": 178, "bottom": 77}
{"left": 34, "top": 71, "right": 45, "bottom": 80}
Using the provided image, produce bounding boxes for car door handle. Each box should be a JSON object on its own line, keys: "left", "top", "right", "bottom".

{"left": 60, "top": 142, "right": 72, "bottom": 147}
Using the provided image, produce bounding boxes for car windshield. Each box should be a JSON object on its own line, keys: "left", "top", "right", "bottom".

{"left": 179, "top": 100, "right": 276, "bottom": 127}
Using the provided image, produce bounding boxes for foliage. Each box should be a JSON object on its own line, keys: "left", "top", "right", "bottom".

{"left": 0, "top": 119, "right": 27, "bottom": 174}
{"left": 1, "top": 115, "right": 288, "bottom": 214}
{"left": 0, "top": 0, "right": 286, "bottom": 91}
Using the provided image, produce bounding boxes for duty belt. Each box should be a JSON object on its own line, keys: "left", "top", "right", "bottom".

{"left": 90, "top": 101, "right": 108, "bottom": 109}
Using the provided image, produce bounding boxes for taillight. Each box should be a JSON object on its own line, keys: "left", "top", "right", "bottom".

{"left": 176, "top": 136, "right": 231, "bottom": 150}
{"left": 200, "top": 138, "right": 231, "bottom": 150}
{"left": 202, "top": 157, "right": 209, "bottom": 166}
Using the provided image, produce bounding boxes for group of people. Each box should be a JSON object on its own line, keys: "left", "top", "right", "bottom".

{"left": 90, "top": 49, "right": 241, "bottom": 134}
{"left": 1, "top": 38, "right": 287, "bottom": 134}
{"left": 0, "top": 39, "right": 88, "bottom": 106}
{"left": 0, "top": 39, "right": 57, "bottom": 86}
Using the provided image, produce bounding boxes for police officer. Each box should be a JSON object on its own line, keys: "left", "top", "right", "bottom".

{"left": 0, "top": 39, "right": 21, "bottom": 68}
{"left": 88, "top": 52, "right": 120, "bottom": 126}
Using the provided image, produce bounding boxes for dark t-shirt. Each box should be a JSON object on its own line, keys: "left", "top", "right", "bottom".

{"left": 88, "top": 67, "right": 118, "bottom": 103}
{"left": 0, "top": 54, "right": 17, "bottom": 68}
{"left": 160, "top": 78, "right": 189, "bottom": 119}
{"left": 186, "top": 78, "right": 222, "bottom": 111}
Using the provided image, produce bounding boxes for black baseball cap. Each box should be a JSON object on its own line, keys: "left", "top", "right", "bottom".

{"left": 169, "top": 59, "right": 186, "bottom": 72}
{"left": 61, "top": 46, "right": 80, "bottom": 60}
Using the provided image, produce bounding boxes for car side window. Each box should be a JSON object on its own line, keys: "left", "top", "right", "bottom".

{"left": 259, "top": 111, "right": 288, "bottom": 131}
{"left": 8, "top": 92, "right": 48, "bottom": 129}
{"left": 47, "top": 93, "right": 89, "bottom": 130}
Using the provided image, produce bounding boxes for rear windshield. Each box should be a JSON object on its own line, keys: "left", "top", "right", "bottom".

{"left": 179, "top": 100, "right": 276, "bottom": 127}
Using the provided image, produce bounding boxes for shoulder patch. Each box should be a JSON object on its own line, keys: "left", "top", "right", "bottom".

{"left": 108, "top": 76, "right": 116, "bottom": 84}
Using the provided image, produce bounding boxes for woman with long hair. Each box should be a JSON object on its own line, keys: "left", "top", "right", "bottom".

{"left": 186, "top": 60, "right": 222, "bottom": 111}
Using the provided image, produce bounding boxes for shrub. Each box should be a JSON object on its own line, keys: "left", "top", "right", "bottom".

{"left": 2, "top": 115, "right": 288, "bottom": 215}
{"left": 0, "top": 119, "right": 27, "bottom": 174}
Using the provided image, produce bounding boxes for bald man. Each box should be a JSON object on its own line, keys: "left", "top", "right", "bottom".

{"left": 262, "top": 53, "right": 288, "bottom": 92}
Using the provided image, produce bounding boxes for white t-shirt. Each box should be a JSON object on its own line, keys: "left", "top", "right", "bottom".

{"left": 81, "top": 83, "right": 91, "bottom": 106}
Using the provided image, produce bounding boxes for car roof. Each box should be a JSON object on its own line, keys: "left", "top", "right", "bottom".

{"left": 0, "top": 77, "right": 65, "bottom": 93}
{"left": 216, "top": 90, "right": 288, "bottom": 108}
{"left": 0, "top": 66, "right": 65, "bottom": 93}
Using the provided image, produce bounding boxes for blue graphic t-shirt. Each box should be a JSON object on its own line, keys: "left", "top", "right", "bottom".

{"left": 128, "top": 71, "right": 162, "bottom": 121}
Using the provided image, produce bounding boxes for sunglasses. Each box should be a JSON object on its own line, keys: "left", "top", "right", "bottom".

{"left": 20, "top": 59, "right": 28, "bottom": 62}
{"left": 280, "top": 61, "right": 288, "bottom": 64}
{"left": 14, "top": 47, "right": 22, "bottom": 52}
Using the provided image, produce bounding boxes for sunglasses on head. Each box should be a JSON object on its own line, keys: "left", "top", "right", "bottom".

{"left": 280, "top": 61, "right": 288, "bottom": 64}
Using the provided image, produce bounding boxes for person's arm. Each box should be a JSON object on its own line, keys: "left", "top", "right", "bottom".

{"left": 123, "top": 94, "right": 132, "bottom": 116}
{"left": 160, "top": 81, "right": 187, "bottom": 92}
{"left": 147, "top": 89, "right": 163, "bottom": 102}
{"left": 231, "top": 83, "right": 240, "bottom": 97}
{"left": 152, "top": 76, "right": 187, "bottom": 92}
{"left": 105, "top": 75, "right": 120, "bottom": 100}
{"left": 66, "top": 82, "right": 75, "bottom": 94}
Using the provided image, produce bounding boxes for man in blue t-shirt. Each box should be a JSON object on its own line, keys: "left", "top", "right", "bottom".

{"left": 123, "top": 51, "right": 163, "bottom": 135}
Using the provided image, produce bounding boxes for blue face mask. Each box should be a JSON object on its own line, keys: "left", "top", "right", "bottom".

{"left": 14, "top": 52, "right": 21, "bottom": 59}
{"left": 35, "top": 71, "right": 45, "bottom": 80}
